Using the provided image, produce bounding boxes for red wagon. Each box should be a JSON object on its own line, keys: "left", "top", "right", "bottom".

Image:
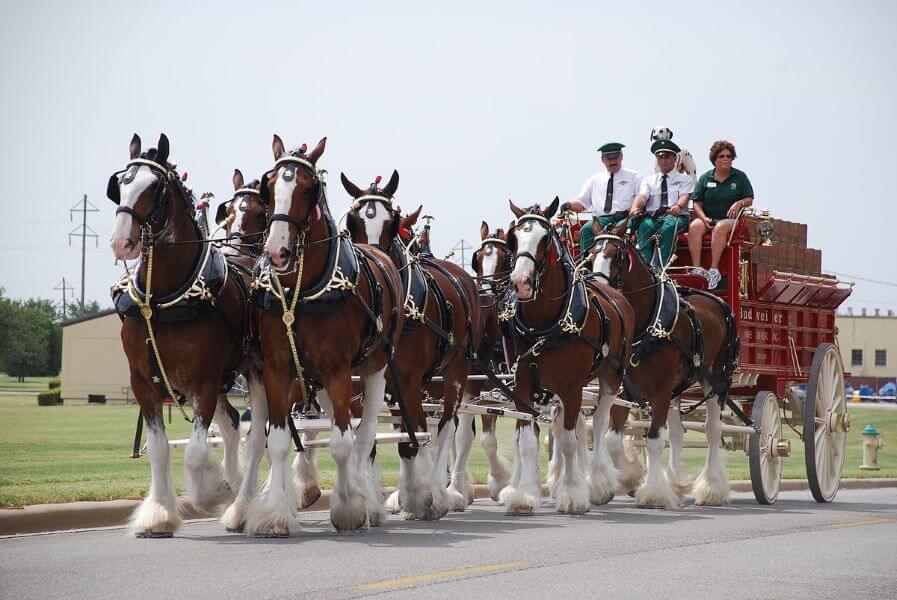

{"left": 559, "top": 209, "right": 854, "bottom": 504}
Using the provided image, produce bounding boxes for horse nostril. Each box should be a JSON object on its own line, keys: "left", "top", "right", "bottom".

{"left": 278, "top": 247, "right": 291, "bottom": 261}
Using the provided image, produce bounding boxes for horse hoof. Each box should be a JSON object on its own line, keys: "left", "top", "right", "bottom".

{"left": 504, "top": 507, "right": 535, "bottom": 517}
{"left": 136, "top": 529, "right": 174, "bottom": 539}
{"left": 301, "top": 486, "right": 322, "bottom": 509}
{"left": 254, "top": 527, "right": 290, "bottom": 538}
{"left": 225, "top": 523, "right": 245, "bottom": 534}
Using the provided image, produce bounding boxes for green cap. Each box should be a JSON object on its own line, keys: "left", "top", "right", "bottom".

{"left": 862, "top": 424, "right": 880, "bottom": 435}
{"left": 651, "top": 139, "right": 681, "bottom": 155}
{"left": 597, "top": 142, "right": 625, "bottom": 154}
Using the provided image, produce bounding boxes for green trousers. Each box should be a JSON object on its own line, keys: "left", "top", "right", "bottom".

{"left": 580, "top": 215, "right": 626, "bottom": 255}
{"left": 636, "top": 213, "right": 689, "bottom": 267}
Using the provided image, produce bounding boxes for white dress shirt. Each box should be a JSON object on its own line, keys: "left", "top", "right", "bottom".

{"left": 575, "top": 167, "right": 643, "bottom": 217}
{"left": 639, "top": 169, "right": 695, "bottom": 213}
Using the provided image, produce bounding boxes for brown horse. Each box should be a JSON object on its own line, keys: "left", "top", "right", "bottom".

{"left": 449, "top": 221, "right": 515, "bottom": 503}
{"left": 249, "top": 135, "right": 406, "bottom": 535}
{"left": 592, "top": 221, "right": 739, "bottom": 507}
{"left": 108, "top": 134, "right": 248, "bottom": 536}
{"left": 504, "top": 199, "right": 634, "bottom": 515}
{"left": 341, "top": 171, "right": 483, "bottom": 517}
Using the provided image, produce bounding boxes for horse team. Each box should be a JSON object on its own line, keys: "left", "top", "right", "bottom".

{"left": 108, "top": 133, "right": 738, "bottom": 538}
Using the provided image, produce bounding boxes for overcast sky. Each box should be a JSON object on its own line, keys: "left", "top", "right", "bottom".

{"left": 1, "top": 0, "right": 895, "bottom": 313}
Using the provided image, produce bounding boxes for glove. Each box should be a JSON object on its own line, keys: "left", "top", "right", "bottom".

{"left": 559, "top": 202, "right": 572, "bottom": 214}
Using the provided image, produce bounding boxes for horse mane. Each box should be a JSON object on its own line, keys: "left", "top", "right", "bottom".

{"left": 139, "top": 148, "right": 178, "bottom": 174}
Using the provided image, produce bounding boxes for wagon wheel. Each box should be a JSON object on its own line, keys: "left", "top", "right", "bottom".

{"left": 748, "top": 391, "right": 784, "bottom": 504}
{"left": 803, "top": 343, "right": 849, "bottom": 503}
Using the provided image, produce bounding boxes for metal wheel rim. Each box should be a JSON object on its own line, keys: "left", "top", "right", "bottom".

{"left": 759, "top": 393, "right": 782, "bottom": 501}
{"left": 805, "top": 344, "right": 846, "bottom": 502}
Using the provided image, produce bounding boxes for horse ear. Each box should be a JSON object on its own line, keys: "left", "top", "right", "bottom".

{"left": 543, "top": 196, "right": 560, "bottom": 220}
{"left": 497, "top": 228, "right": 505, "bottom": 239}
{"left": 382, "top": 170, "right": 400, "bottom": 198}
{"left": 340, "top": 172, "right": 363, "bottom": 198}
{"left": 308, "top": 137, "right": 327, "bottom": 163}
{"left": 156, "top": 134, "right": 170, "bottom": 165}
{"left": 345, "top": 211, "right": 363, "bottom": 243}
{"left": 480, "top": 221, "right": 489, "bottom": 240}
{"left": 129, "top": 134, "right": 141, "bottom": 159}
{"left": 233, "top": 169, "right": 244, "bottom": 191}
{"left": 273, "top": 134, "right": 285, "bottom": 160}
{"left": 613, "top": 218, "right": 629, "bottom": 237}
{"left": 215, "top": 202, "right": 229, "bottom": 226}
{"left": 509, "top": 199, "right": 525, "bottom": 218}
{"left": 403, "top": 205, "right": 422, "bottom": 228}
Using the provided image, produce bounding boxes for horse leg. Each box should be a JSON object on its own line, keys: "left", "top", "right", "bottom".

{"left": 130, "top": 396, "right": 181, "bottom": 537}
{"left": 635, "top": 398, "right": 679, "bottom": 509}
{"left": 499, "top": 418, "right": 542, "bottom": 516}
{"left": 292, "top": 386, "right": 322, "bottom": 510}
{"left": 354, "top": 367, "right": 387, "bottom": 527}
{"left": 555, "top": 389, "right": 589, "bottom": 514}
{"left": 426, "top": 368, "right": 467, "bottom": 520}
{"left": 327, "top": 372, "right": 371, "bottom": 531}
{"left": 213, "top": 396, "right": 243, "bottom": 494}
{"left": 606, "top": 403, "right": 645, "bottom": 495}
{"left": 666, "top": 399, "right": 692, "bottom": 502}
{"left": 481, "top": 414, "right": 510, "bottom": 502}
{"left": 183, "top": 385, "right": 232, "bottom": 514}
{"left": 546, "top": 404, "right": 565, "bottom": 499}
{"left": 447, "top": 408, "right": 476, "bottom": 510}
{"left": 694, "top": 388, "right": 731, "bottom": 506}
{"left": 587, "top": 391, "right": 619, "bottom": 505}
{"left": 244, "top": 366, "right": 297, "bottom": 537}
{"left": 221, "top": 368, "right": 267, "bottom": 533}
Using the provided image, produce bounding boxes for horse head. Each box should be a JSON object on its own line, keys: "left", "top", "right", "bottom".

{"left": 262, "top": 134, "right": 327, "bottom": 269}
{"left": 342, "top": 170, "right": 401, "bottom": 250}
{"left": 507, "top": 196, "right": 560, "bottom": 300}
{"left": 591, "top": 218, "right": 647, "bottom": 290}
{"left": 216, "top": 169, "right": 266, "bottom": 257}
{"left": 472, "top": 220, "right": 512, "bottom": 295}
{"left": 108, "top": 133, "right": 178, "bottom": 260}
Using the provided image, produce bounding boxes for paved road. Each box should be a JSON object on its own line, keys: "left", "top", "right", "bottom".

{"left": 2, "top": 489, "right": 895, "bottom": 600}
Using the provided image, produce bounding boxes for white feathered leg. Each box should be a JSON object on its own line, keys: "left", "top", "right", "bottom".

{"left": 606, "top": 428, "right": 645, "bottom": 495}
{"left": 481, "top": 415, "right": 510, "bottom": 501}
{"left": 329, "top": 425, "right": 370, "bottom": 531}
{"left": 221, "top": 372, "right": 267, "bottom": 532}
{"left": 499, "top": 423, "right": 542, "bottom": 515}
{"left": 586, "top": 393, "right": 618, "bottom": 505}
{"left": 425, "top": 419, "right": 455, "bottom": 520}
{"left": 546, "top": 405, "right": 564, "bottom": 499}
{"left": 130, "top": 419, "right": 182, "bottom": 537}
{"left": 183, "top": 411, "right": 232, "bottom": 514}
{"left": 694, "top": 393, "right": 731, "bottom": 506}
{"left": 354, "top": 368, "right": 387, "bottom": 526}
{"left": 635, "top": 427, "right": 679, "bottom": 509}
{"left": 214, "top": 397, "right": 243, "bottom": 494}
{"left": 554, "top": 426, "right": 590, "bottom": 514}
{"left": 448, "top": 409, "right": 476, "bottom": 510}
{"left": 666, "top": 402, "right": 692, "bottom": 501}
{"left": 244, "top": 425, "right": 296, "bottom": 536}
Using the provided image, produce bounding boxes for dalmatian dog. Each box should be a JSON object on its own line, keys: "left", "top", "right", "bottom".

{"left": 650, "top": 126, "right": 696, "bottom": 181}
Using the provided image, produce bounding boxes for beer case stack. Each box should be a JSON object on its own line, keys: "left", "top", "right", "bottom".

{"left": 742, "top": 217, "right": 823, "bottom": 295}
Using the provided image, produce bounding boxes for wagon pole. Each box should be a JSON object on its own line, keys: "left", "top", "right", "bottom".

{"left": 68, "top": 194, "right": 99, "bottom": 309}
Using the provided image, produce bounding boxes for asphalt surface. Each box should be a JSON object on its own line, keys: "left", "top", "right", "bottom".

{"left": 1, "top": 489, "right": 895, "bottom": 600}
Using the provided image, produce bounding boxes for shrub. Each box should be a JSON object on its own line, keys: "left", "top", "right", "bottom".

{"left": 48, "top": 377, "right": 61, "bottom": 390}
{"left": 37, "top": 390, "right": 60, "bottom": 406}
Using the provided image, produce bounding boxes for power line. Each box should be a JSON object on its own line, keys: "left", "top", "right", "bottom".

{"left": 828, "top": 271, "right": 897, "bottom": 288}
{"left": 69, "top": 194, "right": 99, "bottom": 309}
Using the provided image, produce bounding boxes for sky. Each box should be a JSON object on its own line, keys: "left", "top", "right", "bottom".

{"left": 1, "top": 0, "right": 895, "bottom": 313}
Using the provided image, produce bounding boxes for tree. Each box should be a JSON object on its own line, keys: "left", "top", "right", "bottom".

{"left": 64, "top": 299, "right": 101, "bottom": 321}
{"left": 0, "top": 290, "right": 63, "bottom": 380}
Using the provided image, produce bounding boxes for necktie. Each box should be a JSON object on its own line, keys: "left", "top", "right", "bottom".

{"left": 661, "top": 174, "right": 668, "bottom": 207}
{"left": 603, "top": 172, "right": 614, "bottom": 213}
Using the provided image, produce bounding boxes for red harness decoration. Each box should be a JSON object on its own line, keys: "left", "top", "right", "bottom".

{"left": 548, "top": 240, "right": 559, "bottom": 267}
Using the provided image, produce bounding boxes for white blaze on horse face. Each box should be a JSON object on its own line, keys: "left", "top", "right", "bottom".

{"left": 510, "top": 221, "right": 546, "bottom": 300}
{"left": 592, "top": 241, "right": 613, "bottom": 279}
{"left": 265, "top": 169, "right": 297, "bottom": 266}
{"left": 111, "top": 166, "right": 156, "bottom": 261}
{"left": 480, "top": 244, "right": 499, "bottom": 295}
{"left": 359, "top": 201, "right": 390, "bottom": 248}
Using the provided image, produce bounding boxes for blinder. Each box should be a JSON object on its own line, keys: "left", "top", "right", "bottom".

{"left": 216, "top": 187, "right": 263, "bottom": 227}
{"left": 215, "top": 202, "right": 229, "bottom": 226}
{"left": 106, "top": 158, "right": 174, "bottom": 227}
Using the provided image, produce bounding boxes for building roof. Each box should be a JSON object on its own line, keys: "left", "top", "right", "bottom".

{"left": 61, "top": 308, "right": 117, "bottom": 327}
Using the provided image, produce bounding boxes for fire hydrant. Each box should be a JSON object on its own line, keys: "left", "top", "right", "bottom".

{"left": 860, "top": 424, "right": 884, "bottom": 471}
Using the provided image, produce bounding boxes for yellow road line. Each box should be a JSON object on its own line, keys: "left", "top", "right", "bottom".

{"left": 359, "top": 561, "right": 530, "bottom": 590}
{"left": 829, "top": 518, "right": 896, "bottom": 529}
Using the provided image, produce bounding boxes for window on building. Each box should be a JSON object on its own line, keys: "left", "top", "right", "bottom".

{"left": 875, "top": 349, "right": 887, "bottom": 367}
{"left": 851, "top": 349, "right": 863, "bottom": 366}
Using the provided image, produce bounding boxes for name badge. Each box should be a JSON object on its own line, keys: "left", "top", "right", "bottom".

{"left": 730, "top": 182, "right": 737, "bottom": 190}
{"left": 707, "top": 182, "right": 717, "bottom": 188}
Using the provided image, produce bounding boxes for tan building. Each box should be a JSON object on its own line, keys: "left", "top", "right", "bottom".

{"left": 836, "top": 309, "right": 897, "bottom": 390}
{"left": 60, "top": 310, "right": 132, "bottom": 402}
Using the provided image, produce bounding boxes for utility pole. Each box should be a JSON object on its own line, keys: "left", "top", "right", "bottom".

{"left": 69, "top": 194, "right": 99, "bottom": 309}
{"left": 450, "top": 238, "right": 474, "bottom": 270}
{"left": 53, "top": 278, "right": 74, "bottom": 320}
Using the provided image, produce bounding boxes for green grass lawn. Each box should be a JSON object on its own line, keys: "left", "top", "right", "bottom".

{"left": 0, "top": 394, "right": 894, "bottom": 508}
{"left": 0, "top": 375, "right": 53, "bottom": 391}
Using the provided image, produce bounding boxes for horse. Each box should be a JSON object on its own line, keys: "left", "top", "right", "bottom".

{"left": 108, "top": 134, "right": 249, "bottom": 536}
{"left": 591, "top": 220, "right": 739, "bottom": 507}
{"left": 249, "top": 135, "right": 407, "bottom": 535}
{"left": 341, "top": 171, "right": 484, "bottom": 516}
{"left": 502, "top": 199, "right": 634, "bottom": 515}
{"left": 448, "top": 221, "right": 516, "bottom": 503}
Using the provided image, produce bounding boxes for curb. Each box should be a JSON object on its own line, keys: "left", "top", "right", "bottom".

{"left": 2, "top": 478, "right": 895, "bottom": 537}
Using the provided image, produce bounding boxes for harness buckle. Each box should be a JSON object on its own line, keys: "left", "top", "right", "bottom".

{"left": 140, "top": 304, "right": 153, "bottom": 320}
{"left": 282, "top": 311, "right": 295, "bottom": 326}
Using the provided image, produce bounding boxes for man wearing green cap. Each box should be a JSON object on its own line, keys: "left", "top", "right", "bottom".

{"left": 630, "top": 139, "right": 694, "bottom": 269}
{"left": 560, "top": 142, "right": 643, "bottom": 256}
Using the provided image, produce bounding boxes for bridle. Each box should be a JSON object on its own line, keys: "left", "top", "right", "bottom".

{"left": 591, "top": 233, "right": 634, "bottom": 288}
{"left": 508, "top": 212, "right": 561, "bottom": 299}
{"left": 261, "top": 152, "right": 327, "bottom": 264}
{"left": 107, "top": 157, "right": 188, "bottom": 241}
{"left": 472, "top": 236, "right": 511, "bottom": 295}
{"left": 347, "top": 191, "right": 400, "bottom": 248}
